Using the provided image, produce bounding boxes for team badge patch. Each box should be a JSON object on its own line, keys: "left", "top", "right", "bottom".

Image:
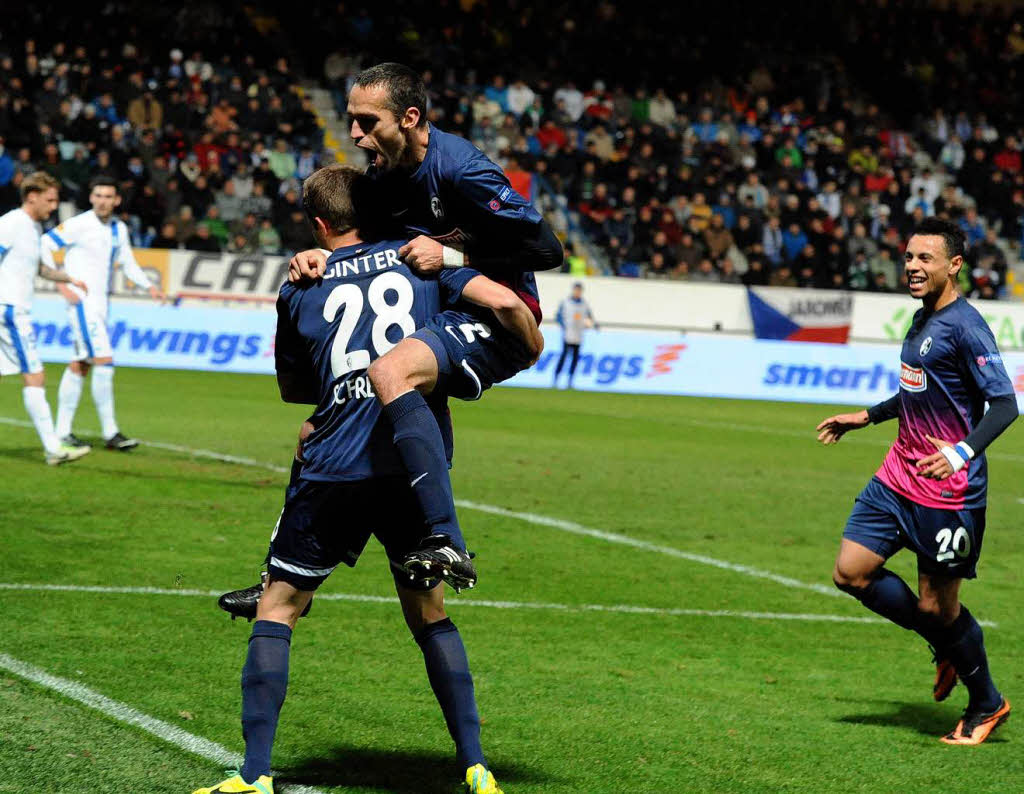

{"left": 430, "top": 196, "right": 444, "bottom": 219}
{"left": 899, "top": 361, "right": 927, "bottom": 392}
{"left": 920, "top": 336, "right": 932, "bottom": 357}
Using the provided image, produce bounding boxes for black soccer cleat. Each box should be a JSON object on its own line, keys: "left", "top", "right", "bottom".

{"left": 104, "top": 432, "right": 139, "bottom": 451}
{"left": 402, "top": 534, "right": 478, "bottom": 593}
{"left": 217, "top": 574, "right": 312, "bottom": 622}
{"left": 61, "top": 433, "right": 91, "bottom": 449}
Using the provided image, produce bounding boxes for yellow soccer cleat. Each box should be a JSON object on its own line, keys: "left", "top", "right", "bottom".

{"left": 192, "top": 770, "right": 273, "bottom": 794}
{"left": 465, "top": 763, "right": 503, "bottom": 793}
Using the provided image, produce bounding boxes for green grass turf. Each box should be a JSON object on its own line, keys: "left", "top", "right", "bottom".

{"left": 1, "top": 364, "right": 1023, "bottom": 793}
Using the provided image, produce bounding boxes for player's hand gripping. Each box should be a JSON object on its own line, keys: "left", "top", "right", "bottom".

{"left": 399, "top": 236, "right": 445, "bottom": 274}
{"left": 916, "top": 434, "right": 960, "bottom": 480}
{"left": 289, "top": 249, "right": 329, "bottom": 283}
{"left": 816, "top": 410, "right": 870, "bottom": 445}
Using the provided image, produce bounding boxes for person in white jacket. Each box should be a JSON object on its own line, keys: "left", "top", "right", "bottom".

{"left": 40, "top": 176, "right": 164, "bottom": 450}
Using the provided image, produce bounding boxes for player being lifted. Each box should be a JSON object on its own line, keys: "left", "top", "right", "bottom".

{"left": 817, "top": 218, "right": 1016, "bottom": 745}
{"left": 286, "top": 63, "right": 562, "bottom": 586}
{"left": 0, "top": 172, "right": 90, "bottom": 465}
{"left": 193, "top": 165, "right": 538, "bottom": 794}
{"left": 41, "top": 176, "right": 164, "bottom": 451}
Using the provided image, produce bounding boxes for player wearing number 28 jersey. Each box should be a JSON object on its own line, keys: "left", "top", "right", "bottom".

{"left": 193, "top": 165, "right": 526, "bottom": 794}
{"left": 817, "top": 218, "right": 1017, "bottom": 747}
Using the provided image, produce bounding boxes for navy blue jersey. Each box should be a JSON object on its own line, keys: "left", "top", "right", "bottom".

{"left": 275, "top": 239, "right": 478, "bottom": 481}
{"left": 877, "top": 297, "right": 1015, "bottom": 509}
{"left": 369, "top": 124, "right": 543, "bottom": 319}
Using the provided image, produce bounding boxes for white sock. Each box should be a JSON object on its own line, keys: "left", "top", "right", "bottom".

{"left": 23, "top": 386, "right": 61, "bottom": 454}
{"left": 56, "top": 368, "right": 84, "bottom": 438}
{"left": 92, "top": 365, "right": 119, "bottom": 439}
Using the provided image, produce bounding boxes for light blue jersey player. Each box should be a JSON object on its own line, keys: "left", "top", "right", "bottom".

{"left": 817, "top": 218, "right": 1017, "bottom": 746}
{"left": 288, "top": 63, "right": 557, "bottom": 589}
{"left": 194, "top": 165, "right": 527, "bottom": 794}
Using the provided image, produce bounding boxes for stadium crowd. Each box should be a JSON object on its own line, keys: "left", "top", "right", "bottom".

{"left": 2, "top": 2, "right": 1023, "bottom": 298}
{"left": 0, "top": 7, "right": 324, "bottom": 257}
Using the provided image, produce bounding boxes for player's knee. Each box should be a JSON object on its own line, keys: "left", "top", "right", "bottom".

{"left": 832, "top": 562, "right": 871, "bottom": 595}
{"left": 368, "top": 356, "right": 404, "bottom": 399}
{"left": 917, "top": 596, "right": 958, "bottom": 625}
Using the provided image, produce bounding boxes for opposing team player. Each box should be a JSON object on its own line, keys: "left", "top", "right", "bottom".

{"left": 287, "top": 62, "right": 562, "bottom": 586}
{"left": 0, "top": 172, "right": 90, "bottom": 465}
{"left": 194, "top": 165, "right": 539, "bottom": 794}
{"left": 40, "top": 177, "right": 164, "bottom": 451}
{"left": 817, "top": 218, "right": 1016, "bottom": 745}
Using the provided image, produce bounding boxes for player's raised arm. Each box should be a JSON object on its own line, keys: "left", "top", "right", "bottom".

{"left": 452, "top": 161, "right": 564, "bottom": 274}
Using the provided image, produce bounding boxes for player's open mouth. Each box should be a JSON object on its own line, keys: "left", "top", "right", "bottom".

{"left": 908, "top": 275, "right": 927, "bottom": 287}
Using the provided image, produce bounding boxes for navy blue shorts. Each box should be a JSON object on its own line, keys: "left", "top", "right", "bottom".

{"left": 843, "top": 477, "right": 986, "bottom": 579}
{"left": 267, "top": 476, "right": 439, "bottom": 591}
{"left": 411, "top": 309, "right": 532, "bottom": 401}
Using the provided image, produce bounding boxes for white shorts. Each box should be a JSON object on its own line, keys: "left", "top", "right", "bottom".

{"left": 0, "top": 304, "right": 43, "bottom": 376}
{"left": 68, "top": 302, "right": 113, "bottom": 361}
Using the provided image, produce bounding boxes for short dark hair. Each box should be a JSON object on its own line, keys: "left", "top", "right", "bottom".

{"left": 354, "top": 62, "right": 427, "bottom": 127}
{"left": 910, "top": 217, "right": 965, "bottom": 260}
{"left": 301, "top": 165, "right": 362, "bottom": 233}
{"left": 88, "top": 175, "right": 119, "bottom": 194}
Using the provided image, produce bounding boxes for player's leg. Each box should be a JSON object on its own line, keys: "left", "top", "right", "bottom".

{"left": 566, "top": 343, "right": 581, "bottom": 388}
{"left": 57, "top": 301, "right": 94, "bottom": 446}
{"left": 2, "top": 307, "right": 85, "bottom": 464}
{"left": 194, "top": 579, "right": 306, "bottom": 794}
{"left": 833, "top": 481, "right": 922, "bottom": 629}
{"left": 238, "top": 578, "right": 310, "bottom": 782}
{"left": 368, "top": 335, "right": 468, "bottom": 552}
{"left": 218, "top": 420, "right": 316, "bottom": 621}
{"left": 380, "top": 479, "right": 500, "bottom": 792}
{"left": 396, "top": 579, "right": 501, "bottom": 792}
{"left": 56, "top": 359, "right": 89, "bottom": 446}
{"left": 90, "top": 353, "right": 136, "bottom": 450}
{"left": 918, "top": 572, "right": 1009, "bottom": 744}
{"left": 553, "top": 343, "right": 570, "bottom": 386}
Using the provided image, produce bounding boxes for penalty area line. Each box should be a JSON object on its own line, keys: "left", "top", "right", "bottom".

{"left": 0, "top": 582, "right": 974, "bottom": 626}
{"left": 0, "top": 651, "right": 327, "bottom": 794}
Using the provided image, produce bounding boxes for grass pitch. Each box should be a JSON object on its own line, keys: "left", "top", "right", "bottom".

{"left": 1, "top": 365, "right": 1023, "bottom": 793}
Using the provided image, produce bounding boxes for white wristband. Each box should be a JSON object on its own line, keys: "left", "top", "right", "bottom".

{"left": 442, "top": 245, "right": 465, "bottom": 268}
{"left": 940, "top": 442, "right": 974, "bottom": 473}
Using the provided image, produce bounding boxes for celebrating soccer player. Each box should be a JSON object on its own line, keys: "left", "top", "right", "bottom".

{"left": 286, "top": 63, "right": 562, "bottom": 586}
{"left": 816, "top": 218, "right": 1017, "bottom": 745}
{"left": 41, "top": 176, "right": 165, "bottom": 451}
{"left": 0, "top": 172, "right": 90, "bottom": 465}
{"left": 194, "top": 165, "right": 539, "bottom": 794}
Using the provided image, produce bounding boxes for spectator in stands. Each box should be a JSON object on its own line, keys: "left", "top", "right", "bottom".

{"left": 186, "top": 223, "right": 220, "bottom": 252}
{"left": 258, "top": 217, "right": 282, "bottom": 254}
{"left": 267, "top": 138, "right": 297, "bottom": 181}
{"left": 152, "top": 221, "right": 180, "bottom": 249}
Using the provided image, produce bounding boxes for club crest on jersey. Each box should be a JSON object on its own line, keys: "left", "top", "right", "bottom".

{"left": 919, "top": 336, "right": 932, "bottom": 357}
{"left": 899, "top": 361, "right": 927, "bottom": 392}
{"left": 430, "top": 196, "right": 444, "bottom": 219}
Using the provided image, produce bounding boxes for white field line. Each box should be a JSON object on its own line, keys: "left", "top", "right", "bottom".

{"left": 0, "top": 651, "right": 327, "bottom": 794}
{"left": 0, "top": 582, "right": 923, "bottom": 626}
{"left": 0, "top": 415, "right": 841, "bottom": 599}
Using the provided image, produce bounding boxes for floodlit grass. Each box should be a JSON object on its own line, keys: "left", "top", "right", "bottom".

{"left": 1, "top": 366, "right": 1022, "bottom": 792}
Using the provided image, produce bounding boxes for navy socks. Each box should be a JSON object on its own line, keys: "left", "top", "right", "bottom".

{"left": 850, "top": 568, "right": 920, "bottom": 631}
{"left": 384, "top": 391, "right": 466, "bottom": 551}
{"left": 937, "top": 606, "right": 1002, "bottom": 712}
{"left": 240, "top": 620, "right": 292, "bottom": 782}
{"left": 415, "top": 618, "right": 485, "bottom": 769}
